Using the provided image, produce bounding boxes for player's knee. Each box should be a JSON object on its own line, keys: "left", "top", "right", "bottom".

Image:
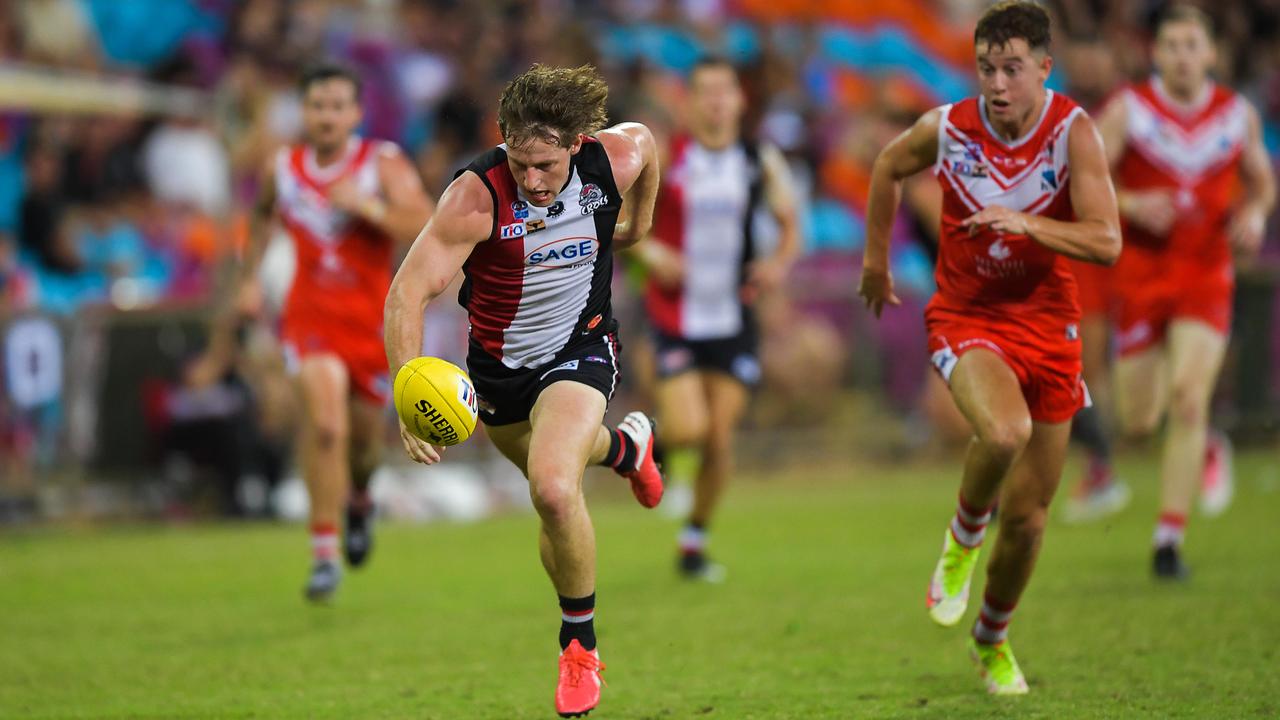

{"left": 309, "top": 417, "right": 349, "bottom": 452}
{"left": 663, "top": 416, "right": 709, "bottom": 449}
{"left": 1118, "top": 409, "right": 1159, "bottom": 440}
{"left": 1168, "top": 381, "right": 1208, "bottom": 427}
{"left": 978, "top": 418, "right": 1031, "bottom": 460}
{"left": 527, "top": 473, "right": 580, "bottom": 524}
{"left": 999, "top": 507, "right": 1048, "bottom": 548}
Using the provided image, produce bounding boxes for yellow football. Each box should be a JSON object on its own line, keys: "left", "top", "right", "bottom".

{"left": 393, "top": 357, "right": 479, "bottom": 446}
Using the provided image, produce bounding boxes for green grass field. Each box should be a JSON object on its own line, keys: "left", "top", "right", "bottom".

{"left": 2, "top": 450, "right": 1278, "bottom": 719}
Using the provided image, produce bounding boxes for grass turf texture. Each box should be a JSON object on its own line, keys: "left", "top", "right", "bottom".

{"left": 2, "top": 450, "right": 1278, "bottom": 719}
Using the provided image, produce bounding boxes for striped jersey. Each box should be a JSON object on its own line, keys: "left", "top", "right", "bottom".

{"left": 457, "top": 139, "right": 622, "bottom": 369}
{"left": 645, "top": 137, "right": 764, "bottom": 340}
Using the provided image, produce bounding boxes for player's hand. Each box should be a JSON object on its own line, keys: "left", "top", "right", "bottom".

{"left": 857, "top": 265, "right": 900, "bottom": 319}
{"left": 962, "top": 206, "right": 1029, "bottom": 235}
{"left": 1228, "top": 204, "right": 1266, "bottom": 259}
{"left": 745, "top": 257, "right": 789, "bottom": 299}
{"left": 327, "top": 178, "right": 367, "bottom": 214}
{"left": 234, "top": 277, "right": 263, "bottom": 319}
{"left": 399, "top": 418, "right": 443, "bottom": 465}
{"left": 640, "top": 242, "right": 685, "bottom": 289}
{"left": 1121, "top": 190, "right": 1177, "bottom": 237}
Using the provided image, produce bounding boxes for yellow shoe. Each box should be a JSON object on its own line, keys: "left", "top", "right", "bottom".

{"left": 968, "top": 636, "right": 1029, "bottom": 695}
{"left": 927, "top": 530, "right": 981, "bottom": 627}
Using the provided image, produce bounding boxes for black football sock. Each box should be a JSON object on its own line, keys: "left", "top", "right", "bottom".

{"left": 559, "top": 592, "right": 596, "bottom": 651}
{"left": 599, "top": 429, "right": 637, "bottom": 471}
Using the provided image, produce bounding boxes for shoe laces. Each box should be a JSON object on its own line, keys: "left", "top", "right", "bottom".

{"left": 560, "top": 645, "right": 606, "bottom": 688}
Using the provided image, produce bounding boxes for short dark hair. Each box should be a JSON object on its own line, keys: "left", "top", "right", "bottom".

{"left": 1154, "top": 3, "right": 1214, "bottom": 37}
{"left": 974, "top": 1, "right": 1052, "bottom": 53}
{"left": 689, "top": 55, "right": 737, "bottom": 80}
{"left": 299, "top": 63, "right": 362, "bottom": 99}
{"left": 498, "top": 64, "right": 609, "bottom": 148}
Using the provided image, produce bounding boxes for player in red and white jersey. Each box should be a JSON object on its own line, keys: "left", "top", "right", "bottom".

{"left": 384, "top": 65, "right": 664, "bottom": 717}
{"left": 633, "top": 57, "right": 799, "bottom": 582}
{"left": 236, "top": 64, "right": 433, "bottom": 601}
{"left": 859, "top": 2, "right": 1120, "bottom": 694}
{"left": 1094, "top": 4, "right": 1275, "bottom": 579}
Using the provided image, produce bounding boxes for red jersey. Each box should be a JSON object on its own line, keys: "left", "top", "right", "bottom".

{"left": 273, "top": 137, "right": 398, "bottom": 403}
{"left": 1112, "top": 78, "right": 1248, "bottom": 268}
{"left": 929, "top": 91, "right": 1085, "bottom": 343}
{"left": 274, "top": 137, "right": 395, "bottom": 339}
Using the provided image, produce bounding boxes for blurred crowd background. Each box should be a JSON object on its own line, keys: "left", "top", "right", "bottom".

{"left": 1, "top": 0, "right": 1278, "bottom": 522}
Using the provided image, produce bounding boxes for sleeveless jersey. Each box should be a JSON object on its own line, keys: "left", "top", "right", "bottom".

{"left": 274, "top": 137, "right": 395, "bottom": 337}
{"left": 930, "top": 91, "right": 1084, "bottom": 328}
{"left": 457, "top": 139, "right": 621, "bottom": 370}
{"left": 645, "top": 137, "right": 764, "bottom": 340}
{"left": 1113, "top": 78, "right": 1248, "bottom": 267}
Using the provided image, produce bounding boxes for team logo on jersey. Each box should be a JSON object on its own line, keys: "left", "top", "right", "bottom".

{"left": 500, "top": 222, "right": 526, "bottom": 239}
{"left": 511, "top": 201, "right": 530, "bottom": 219}
{"left": 525, "top": 219, "right": 547, "bottom": 234}
{"left": 525, "top": 236, "right": 599, "bottom": 268}
{"left": 579, "top": 183, "right": 607, "bottom": 215}
{"left": 1040, "top": 168, "right": 1058, "bottom": 192}
{"left": 953, "top": 160, "right": 988, "bottom": 178}
{"left": 547, "top": 201, "right": 565, "bottom": 218}
{"left": 988, "top": 238, "right": 1012, "bottom": 261}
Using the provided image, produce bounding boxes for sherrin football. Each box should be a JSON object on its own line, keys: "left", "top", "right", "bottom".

{"left": 393, "top": 356, "right": 479, "bottom": 446}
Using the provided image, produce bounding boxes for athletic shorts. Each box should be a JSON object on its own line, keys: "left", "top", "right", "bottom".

{"left": 467, "top": 331, "right": 621, "bottom": 427}
{"left": 652, "top": 328, "right": 761, "bottom": 387}
{"left": 281, "top": 320, "right": 390, "bottom": 404}
{"left": 1068, "top": 258, "right": 1113, "bottom": 321}
{"left": 925, "top": 308, "right": 1087, "bottom": 424}
{"left": 1112, "top": 253, "right": 1232, "bottom": 357}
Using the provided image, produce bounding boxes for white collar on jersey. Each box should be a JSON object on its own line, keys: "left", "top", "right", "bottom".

{"left": 1151, "top": 75, "right": 1215, "bottom": 116}
{"left": 303, "top": 136, "right": 361, "bottom": 182}
{"left": 978, "top": 89, "right": 1054, "bottom": 149}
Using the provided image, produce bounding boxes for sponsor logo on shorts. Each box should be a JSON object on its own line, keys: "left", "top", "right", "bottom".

{"left": 585, "top": 355, "right": 610, "bottom": 365}
{"left": 732, "top": 355, "right": 761, "bottom": 385}
{"left": 579, "top": 183, "right": 607, "bottom": 215}
{"left": 540, "top": 359, "right": 580, "bottom": 381}
{"left": 930, "top": 345, "right": 960, "bottom": 384}
{"left": 659, "top": 348, "right": 694, "bottom": 374}
{"left": 586, "top": 314, "right": 602, "bottom": 330}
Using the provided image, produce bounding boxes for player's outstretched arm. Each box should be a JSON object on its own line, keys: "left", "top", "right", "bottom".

{"left": 1096, "top": 92, "right": 1177, "bottom": 237}
{"left": 233, "top": 153, "right": 279, "bottom": 318}
{"left": 860, "top": 108, "right": 941, "bottom": 318}
{"left": 965, "top": 114, "right": 1121, "bottom": 265}
{"left": 599, "top": 122, "right": 660, "bottom": 249}
{"left": 1230, "top": 102, "right": 1278, "bottom": 259}
{"left": 384, "top": 171, "right": 491, "bottom": 373}
{"left": 384, "top": 171, "right": 491, "bottom": 465}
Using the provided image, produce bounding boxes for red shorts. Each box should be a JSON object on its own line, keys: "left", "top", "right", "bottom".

{"left": 1112, "top": 259, "right": 1232, "bottom": 358}
{"left": 1068, "top": 258, "right": 1113, "bottom": 320}
{"left": 926, "top": 312, "right": 1087, "bottom": 424}
{"left": 281, "top": 319, "right": 390, "bottom": 404}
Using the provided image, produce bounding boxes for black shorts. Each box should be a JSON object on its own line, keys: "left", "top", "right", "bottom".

{"left": 653, "top": 329, "right": 760, "bottom": 387}
{"left": 467, "top": 332, "right": 622, "bottom": 426}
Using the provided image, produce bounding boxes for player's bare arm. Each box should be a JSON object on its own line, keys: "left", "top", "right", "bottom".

{"left": 599, "top": 122, "right": 659, "bottom": 248}
{"left": 859, "top": 108, "right": 942, "bottom": 317}
{"left": 328, "top": 145, "right": 435, "bottom": 245}
{"left": 234, "top": 153, "right": 279, "bottom": 317}
{"left": 963, "top": 114, "right": 1120, "bottom": 265}
{"left": 1095, "top": 94, "right": 1177, "bottom": 237}
{"left": 747, "top": 143, "right": 801, "bottom": 295}
{"left": 384, "top": 171, "right": 491, "bottom": 464}
{"left": 1229, "top": 102, "right": 1278, "bottom": 258}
